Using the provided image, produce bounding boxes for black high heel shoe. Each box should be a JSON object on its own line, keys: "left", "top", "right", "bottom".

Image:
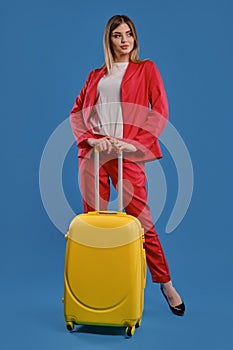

{"left": 160, "top": 285, "right": 185, "bottom": 316}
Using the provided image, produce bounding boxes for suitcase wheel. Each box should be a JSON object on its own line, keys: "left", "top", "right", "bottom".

{"left": 66, "top": 321, "right": 74, "bottom": 331}
{"left": 125, "top": 326, "right": 135, "bottom": 337}
{"left": 135, "top": 319, "right": 141, "bottom": 328}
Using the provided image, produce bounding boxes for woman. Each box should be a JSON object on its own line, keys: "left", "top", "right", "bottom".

{"left": 70, "top": 14, "right": 185, "bottom": 316}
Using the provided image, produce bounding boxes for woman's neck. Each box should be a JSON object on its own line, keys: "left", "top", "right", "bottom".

{"left": 113, "top": 54, "right": 130, "bottom": 63}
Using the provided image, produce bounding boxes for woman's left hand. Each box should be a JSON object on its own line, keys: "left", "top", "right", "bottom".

{"left": 110, "top": 138, "right": 137, "bottom": 153}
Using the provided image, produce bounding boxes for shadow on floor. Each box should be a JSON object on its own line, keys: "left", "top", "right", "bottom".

{"left": 72, "top": 324, "right": 126, "bottom": 336}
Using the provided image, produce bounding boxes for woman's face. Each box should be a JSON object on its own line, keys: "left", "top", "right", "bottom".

{"left": 110, "top": 22, "right": 135, "bottom": 62}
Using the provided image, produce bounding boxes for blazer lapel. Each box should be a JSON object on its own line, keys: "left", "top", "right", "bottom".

{"left": 83, "top": 66, "right": 107, "bottom": 124}
{"left": 89, "top": 66, "right": 107, "bottom": 105}
{"left": 122, "top": 61, "right": 138, "bottom": 85}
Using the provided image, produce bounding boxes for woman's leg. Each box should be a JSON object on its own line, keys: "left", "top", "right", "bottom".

{"left": 105, "top": 159, "right": 171, "bottom": 283}
{"left": 106, "top": 159, "right": 183, "bottom": 307}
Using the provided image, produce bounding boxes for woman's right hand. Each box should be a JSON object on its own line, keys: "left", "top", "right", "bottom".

{"left": 87, "top": 137, "right": 113, "bottom": 153}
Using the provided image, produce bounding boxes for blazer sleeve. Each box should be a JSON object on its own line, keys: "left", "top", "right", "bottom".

{"left": 70, "top": 71, "right": 95, "bottom": 149}
{"left": 131, "top": 61, "right": 168, "bottom": 154}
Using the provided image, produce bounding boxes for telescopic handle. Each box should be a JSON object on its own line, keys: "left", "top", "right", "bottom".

{"left": 94, "top": 147, "right": 123, "bottom": 212}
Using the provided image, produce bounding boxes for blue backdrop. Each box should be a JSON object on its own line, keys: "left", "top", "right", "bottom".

{"left": 1, "top": 0, "right": 233, "bottom": 349}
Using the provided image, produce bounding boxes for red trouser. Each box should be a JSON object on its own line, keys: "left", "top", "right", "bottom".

{"left": 78, "top": 153, "right": 171, "bottom": 283}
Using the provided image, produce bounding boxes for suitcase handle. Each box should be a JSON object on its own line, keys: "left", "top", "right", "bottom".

{"left": 94, "top": 147, "right": 123, "bottom": 212}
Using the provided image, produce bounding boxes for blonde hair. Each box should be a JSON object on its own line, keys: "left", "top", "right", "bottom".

{"left": 103, "top": 15, "right": 143, "bottom": 71}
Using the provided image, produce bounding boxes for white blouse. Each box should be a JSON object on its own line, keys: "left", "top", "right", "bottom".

{"left": 90, "top": 62, "right": 129, "bottom": 138}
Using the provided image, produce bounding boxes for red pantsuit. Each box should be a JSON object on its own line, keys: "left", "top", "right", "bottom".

{"left": 79, "top": 153, "right": 171, "bottom": 283}
{"left": 70, "top": 60, "right": 171, "bottom": 283}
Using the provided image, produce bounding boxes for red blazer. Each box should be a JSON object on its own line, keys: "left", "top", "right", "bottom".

{"left": 70, "top": 59, "right": 168, "bottom": 162}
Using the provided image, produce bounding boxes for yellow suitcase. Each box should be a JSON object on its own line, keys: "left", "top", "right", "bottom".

{"left": 63, "top": 150, "right": 146, "bottom": 337}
